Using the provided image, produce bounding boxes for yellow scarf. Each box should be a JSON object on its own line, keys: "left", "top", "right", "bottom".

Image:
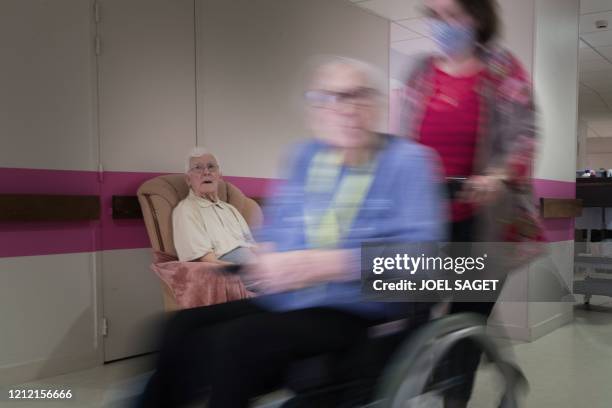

{"left": 304, "top": 150, "right": 378, "bottom": 248}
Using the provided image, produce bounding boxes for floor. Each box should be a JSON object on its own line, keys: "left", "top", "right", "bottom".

{"left": 4, "top": 297, "right": 612, "bottom": 408}
{"left": 470, "top": 297, "right": 612, "bottom": 408}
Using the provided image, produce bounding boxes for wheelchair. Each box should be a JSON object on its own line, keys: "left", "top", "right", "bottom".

{"left": 138, "top": 175, "right": 526, "bottom": 407}
{"left": 254, "top": 312, "right": 527, "bottom": 408}
{"left": 371, "top": 313, "right": 527, "bottom": 408}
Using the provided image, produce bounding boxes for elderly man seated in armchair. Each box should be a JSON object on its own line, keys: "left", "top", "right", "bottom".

{"left": 173, "top": 147, "right": 257, "bottom": 266}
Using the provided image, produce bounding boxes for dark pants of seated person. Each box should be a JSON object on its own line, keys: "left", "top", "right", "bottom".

{"left": 440, "top": 216, "right": 499, "bottom": 407}
{"left": 282, "top": 304, "right": 434, "bottom": 408}
{"left": 136, "top": 297, "right": 383, "bottom": 408}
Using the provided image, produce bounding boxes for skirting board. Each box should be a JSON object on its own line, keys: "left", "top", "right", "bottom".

{"left": 487, "top": 309, "right": 573, "bottom": 342}
{"left": 0, "top": 350, "right": 103, "bottom": 387}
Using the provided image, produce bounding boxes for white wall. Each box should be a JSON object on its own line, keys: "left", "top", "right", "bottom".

{"left": 502, "top": 0, "right": 579, "bottom": 340}
{"left": 587, "top": 153, "right": 612, "bottom": 169}
{"left": 498, "top": 0, "right": 536, "bottom": 75}
{"left": 532, "top": 0, "right": 580, "bottom": 182}
{"left": 528, "top": 241, "right": 574, "bottom": 339}
{"left": 0, "top": 0, "right": 97, "bottom": 171}
{"left": 95, "top": 0, "right": 196, "bottom": 364}
{"left": 0, "top": 0, "right": 390, "bottom": 384}
{"left": 98, "top": 0, "right": 196, "bottom": 173}
{"left": 585, "top": 136, "right": 612, "bottom": 169}
{"left": 0, "top": 253, "right": 103, "bottom": 385}
{"left": 491, "top": 241, "right": 575, "bottom": 341}
{"left": 577, "top": 119, "right": 588, "bottom": 170}
{"left": 1, "top": 0, "right": 193, "bottom": 384}
{"left": 101, "top": 249, "right": 163, "bottom": 362}
{"left": 196, "top": 0, "right": 390, "bottom": 178}
{"left": 0, "top": 0, "right": 104, "bottom": 386}
{"left": 491, "top": 0, "right": 579, "bottom": 341}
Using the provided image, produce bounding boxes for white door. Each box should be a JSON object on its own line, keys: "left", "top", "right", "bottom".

{"left": 96, "top": 0, "right": 196, "bottom": 361}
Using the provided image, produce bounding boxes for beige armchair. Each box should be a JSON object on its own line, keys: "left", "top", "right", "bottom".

{"left": 137, "top": 175, "right": 263, "bottom": 311}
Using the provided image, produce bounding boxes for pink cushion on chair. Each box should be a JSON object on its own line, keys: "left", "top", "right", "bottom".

{"left": 151, "top": 251, "right": 251, "bottom": 309}
{"left": 138, "top": 176, "right": 261, "bottom": 311}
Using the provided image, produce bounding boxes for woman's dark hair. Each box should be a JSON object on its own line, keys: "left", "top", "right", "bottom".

{"left": 456, "top": 0, "right": 500, "bottom": 45}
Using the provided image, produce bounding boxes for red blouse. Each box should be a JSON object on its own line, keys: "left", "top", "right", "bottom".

{"left": 419, "top": 66, "right": 483, "bottom": 222}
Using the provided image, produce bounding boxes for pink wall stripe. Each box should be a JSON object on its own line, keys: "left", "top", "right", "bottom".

{"left": 532, "top": 179, "right": 576, "bottom": 243}
{"left": 100, "top": 171, "right": 166, "bottom": 252}
{"left": 0, "top": 167, "right": 577, "bottom": 258}
{"left": 0, "top": 222, "right": 99, "bottom": 258}
{"left": 96, "top": 172, "right": 277, "bottom": 251}
{"left": 532, "top": 179, "right": 575, "bottom": 200}
{"left": 0, "top": 168, "right": 101, "bottom": 257}
{"left": 0, "top": 168, "right": 275, "bottom": 258}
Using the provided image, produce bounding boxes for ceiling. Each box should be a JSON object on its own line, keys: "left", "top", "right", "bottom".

{"left": 350, "top": 0, "right": 612, "bottom": 137}
{"left": 578, "top": 0, "right": 612, "bottom": 137}
{"left": 349, "top": 0, "right": 436, "bottom": 55}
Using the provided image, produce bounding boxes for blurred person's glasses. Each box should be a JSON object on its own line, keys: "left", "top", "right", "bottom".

{"left": 305, "top": 87, "right": 378, "bottom": 108}
{"left": 189, "top": 163, "right": 219, "bottom": 174}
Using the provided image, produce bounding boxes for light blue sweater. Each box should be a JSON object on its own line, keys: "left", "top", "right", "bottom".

{"left": 255, "top": 135, "right": 446, "bottom": 319}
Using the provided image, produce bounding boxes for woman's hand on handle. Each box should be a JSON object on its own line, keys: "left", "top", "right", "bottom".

{"left": 459, "top": 174, "right": 506, "bottom": 206}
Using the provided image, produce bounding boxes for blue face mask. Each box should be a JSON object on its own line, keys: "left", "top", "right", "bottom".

{"left": 428, "top": 19, "right": 477, "bottom": 58}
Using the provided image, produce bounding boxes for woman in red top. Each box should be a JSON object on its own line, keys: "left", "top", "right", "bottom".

{"left": 401, "top": 0, "right": 542, "bottom": 406}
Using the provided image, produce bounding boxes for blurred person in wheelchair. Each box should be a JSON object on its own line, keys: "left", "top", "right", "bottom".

{"left": 137, "top": 56, "right": 445, "bottom": 408}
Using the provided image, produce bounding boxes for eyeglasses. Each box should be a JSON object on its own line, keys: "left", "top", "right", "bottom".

{"left": 189, "top": 163, "right": 219, "bottom": 173}
{"left": 305, "top": 87, "right": 378, "bottom": 108}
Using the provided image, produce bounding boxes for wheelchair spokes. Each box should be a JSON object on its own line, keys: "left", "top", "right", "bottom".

{"left": 373, "top": 314, "right": 527, "bottom": 408}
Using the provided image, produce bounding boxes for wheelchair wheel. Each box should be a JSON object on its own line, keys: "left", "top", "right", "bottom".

{"left": 369, "top": 313, "right": 527, "bottom": 408}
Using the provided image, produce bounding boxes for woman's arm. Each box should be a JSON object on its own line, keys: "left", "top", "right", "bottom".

{"left": 462, "top": 51, "right": 537, "bottom": 205}
{"left": 486, "top": 51, "right": 537, "bottom": 189}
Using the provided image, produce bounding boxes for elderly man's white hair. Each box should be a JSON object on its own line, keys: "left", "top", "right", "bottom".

{"left": 308, "top": 55, "right": 388, "bottom": 97}
{"left": 184, "top": 147, "right": 220, "bottom": 173}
